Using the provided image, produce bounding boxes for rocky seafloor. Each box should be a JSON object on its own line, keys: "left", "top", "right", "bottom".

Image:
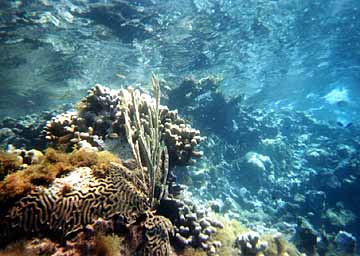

{"left": 167, "top": 77, "right": 360, "bottom": 255}
{"left": 0, "top": 76, "right": 358, "bottom": 256}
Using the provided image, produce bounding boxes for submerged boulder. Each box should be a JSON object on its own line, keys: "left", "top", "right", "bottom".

{"left": 233, "top": 151, "right": 273, "bottom": 190}
{"left": 296, "top": 217, "right": 318, "bottom": 255}
{"left": 335, "top": 230, "right": 356, "bottom": 254}
{"left": 305, "top": 147, "right": 330, "bottom": 167}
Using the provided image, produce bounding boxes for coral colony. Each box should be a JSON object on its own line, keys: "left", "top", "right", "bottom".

{"left": 0, "top": 76, "right": 302, "bottom": 256}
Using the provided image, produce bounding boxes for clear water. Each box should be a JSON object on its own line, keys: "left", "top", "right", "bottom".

{"left": 1, "top": 1, "right": 359, "bottom": 120}
{"left": 1, "top": 0, "right": 360, "bottom": 254}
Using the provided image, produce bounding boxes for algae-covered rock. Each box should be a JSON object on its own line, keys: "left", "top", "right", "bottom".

{"left": 324, "top": 206, "right": 356, "bottom": 228}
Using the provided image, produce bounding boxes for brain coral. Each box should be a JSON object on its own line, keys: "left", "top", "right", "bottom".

{"left": 0, "top": 78, "right": 206, "bottom": 256}
{"left": 0, "top": 162, "right": 173, "bottom": 255}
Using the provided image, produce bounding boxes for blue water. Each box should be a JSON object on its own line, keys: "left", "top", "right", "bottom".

{"left": 0, "top": 1, "right": 359, "bottom": 120}
{"left": 1, "top": 0, "right": 360, "bottom": 254}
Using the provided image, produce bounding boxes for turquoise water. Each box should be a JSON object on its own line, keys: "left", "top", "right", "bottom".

{"left": 0, "top": 0, "right": 360, "bottom": 255}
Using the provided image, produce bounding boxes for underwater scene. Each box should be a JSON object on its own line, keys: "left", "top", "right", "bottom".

{"left": 0, "top": 0, "right": 360, "bottom": 255}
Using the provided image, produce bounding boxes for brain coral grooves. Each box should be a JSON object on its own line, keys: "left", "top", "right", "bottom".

{"left": 0, "top": 162, "right": 173, "bottom": 255}
{"left": 142, "top": 214, "right": 174, "bottom": 255}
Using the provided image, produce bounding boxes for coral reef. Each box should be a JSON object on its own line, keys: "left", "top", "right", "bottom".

{"left": 45, "top": 84, "right": 204, "bottom": 167}
{"left": 1, "top": 0, "right": 359, "bottom": 254}
{"left": 0, "top": 77, "right": 307, "bottom": 256}
{"left": 0, "top": 108, "right": 70, "bottom": 150}
{"left": 234, "top": 231, "right": 268, "bottom": 255}
{"left": 173, "top": 211, "right": 301, "bottom": 256}
{"left": 177, "top": 98, "right": 360, "bottom": 256}
{"left": 0, "top": 161, "right": 173, "bottom": 254}
{"left": 171, "top": 200, "right": 224, "bottom": 255}
{"left": 0, "top": 148, "right": 125, "bottom": 205}
{"left": 166, "top": 76, "right": 244, "bottom": 138}
{"left": 0, "top": 77, "right": 208, "bottom": 256}
{"left": 0, "top": 221, "right": 129, "bottom": 256}
{"left": 0, "top": 151, "right": 23, "bottom": 181}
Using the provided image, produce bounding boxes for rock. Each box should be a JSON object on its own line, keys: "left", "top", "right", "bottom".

{"left": 0, "top": 128, "right": 16, "bottom": 141}
{"left": 243, "top": 152, "right": 271, "bottom": 173}
{"left": 296, "top": 217, "right": 318, "bottom": 255}
{"left": 320, "top": 172, "right": 342, "bottom": 189}
{"left": 305, "top": 190, "right": 326, "bottom": 213}
{"left": 335, "top": 230, "right": 356, "bottom": 254}
{"left": 234, "top": 152, "right": 273, "bottom": 189}
{"left": 335, "top": 144, "right": 355, "bottom": 159}
{"left": 324, "top": 206, "right": 356, "bottom": 228}
{"left": 26, "top": 149, "right": 44, "bottom": 164}
{"left": 305, "top": 148, "right": 330, "bottom": 166}
{"left": 208, "top": 200, "right": 222, "bottom": 213}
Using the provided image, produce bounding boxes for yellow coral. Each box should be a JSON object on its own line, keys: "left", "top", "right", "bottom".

{"left": 180, "top": 247, "right": 207, "bottom": 256}
{"left": 92, "top": 234, "right": 122, "bottom": 256}
{"left": 261, "top": 234, "right": 301, "bottom": 256}
{"left": 44, "top": 148, "right": 68, "bottom": 163}
{"left": 0, "top": 152, "right": 22, "bottom": 181}
{"left": 0, "top": 240, "right": 29, "bottom": 256}
{"left": 197, "top": 213, "right": 301, "bottom": 256}
{"left": 209, "top": 213, "right": 249, "bottom": 256}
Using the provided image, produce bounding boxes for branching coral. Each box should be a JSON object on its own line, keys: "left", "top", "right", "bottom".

{"left": 121, "top": 75, "right": 169, "bottom": 206}
{"left": 45, "top": 79, "right": 204, "bottom": 168}
{"left": 0, "top": 77, "right": 184, "bottom": 256}
{"left": 156, "top": 198, "right": 225, "bottom": 256}
{"left": 0, "top": 77, "right": 210, "bottom": 256}
{"left": 45, "top": 76, "right": 204, "bottom": 208}
{"left": 235, "top": 231, "right": 268, "bottom": 255}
